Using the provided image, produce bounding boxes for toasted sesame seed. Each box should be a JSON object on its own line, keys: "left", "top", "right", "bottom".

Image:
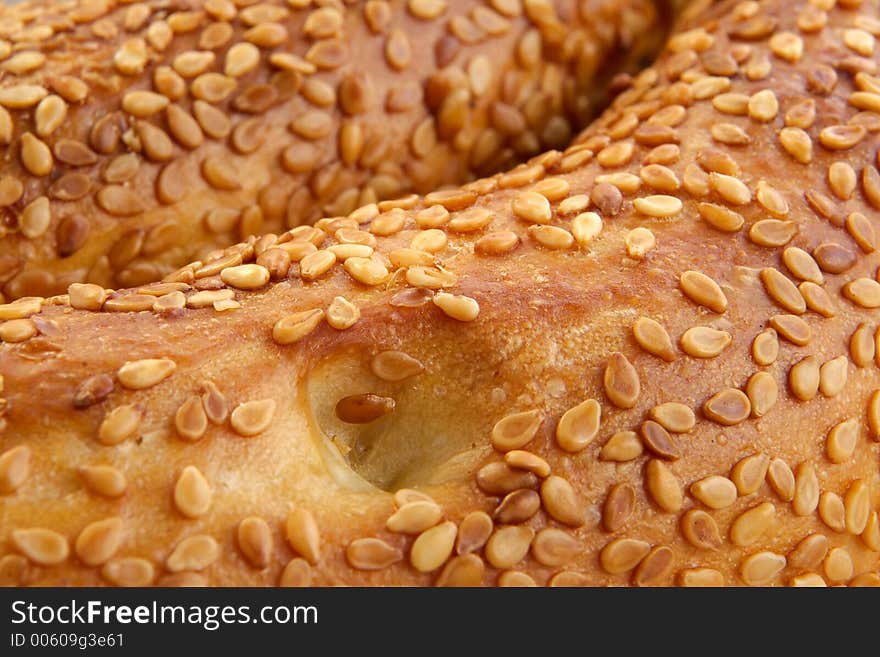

{"left": 779, "top": 127, "right": 812, "bottom": 163}
{"left": 335, "top": 394, "right": 395, "bottom": 424}
{"left": 73, "top": 374, "right": 113, "bottom": 408}
{"left": 98, "top": 404, "right": 143, "bottom": 446}
{"left": 0, "top": 445, "right": 30, "bottom": 494}
{"left": 540, "top": 475, "right": 585, "bottom": 526}
{"left": 690, "top": 475, "right": 737, "bottom": 509}
{"left": 530, "top": 225, "right": 574, "bottom": 250}
{"left": 768, "top": 314, "right": 810, "bottom": 346}
{"left": 80, "top": 465, "right": 127, "bottom": 499}
{"left": 512, "top": 191, "right": 552, "bottom": 224}
{"left": 186, "top": 289, "right": 234, "bottom": 309}
{"left": 12, "top": 528, "right": 69, "bottom": 566}
{"left": 678, "top": 568, "right": 724, "bottom": 587}
{"left": 633, "top": 546, "right": 674, "bottom": 586}
{"left": 826, "top": 418, "right": 858, "bottom": 464}
{"left": 220, "top": 264, "right": 270, "bottom": 290}
{"left": 645, "top": 459, "right": 682, "bottom": 513}
{"left": 166, "top": 535, "right": 219, "bottom": 573}
{"left": 19, "top": 132, "right": 52, "bottom": 177}
{"left": 650, "top": 402, "right": 695, "bottom": 433}
{"left": 432, "top": 553, "right": 484, "bottom": 587}
{"left": 790, "top": 356, "right": 820, "bottom": 401}
{"left": 793, "top": 462, "right": 820, "bottom": 516}
{"left": 799, "top": 285, "right": 833, "bottom": 317}
{"left": 730, "top": 502, "right": 776, "bottom": 546}
{"left": 828, "top": 162, "right": 857, "bottom": 200}
{"left": 286, "top": 508, "right": 321, "bottom": 565}
{"left": 748, "top": 89, "right": 778, "bottom": 122}
{"left": 712, "top": 122, "right": 751, "bottom": 145}
{"left": 624, "top": 227, "right": 655, "bottom": 259}
{"left": 842, "top": 480, "right": 869, "bottom": 535}
{"left": 555, "top": 399, "right": 600, "bottom": 453}
{"left": 498, "top": 570, "right": 538, "bottom": 587}
{"left": 387, "top": 500, "right": 443, "bottom": 535}
{"left": 633, "top": 317, "right": 676, "bottom": 361}
{"left": 640, "top": 164, "right": 681, "bottom": 192}
{"left": 698, "top": 202, "right": 744, "bottom": 232}
{"left": 0, "top": 85, "right": 48, "bottom": 109}
{"left": 595, "top": 172, "right": 641, "bottom": 193}
{"left": 814, "top": 242, "right": 856, "bottom": 274}
{"left": 843, "top": 277, "right": 880, "bottom": 308}
{"left": 475, "top": 231, "right": 520, "bottom": 255}
{"left": 491, "top": 409, "right": 543, "bottom": 452}
{"left": 272, "top": 309, "right": 324, "bottom": 345}
{"left": 230, "top": 399, "right": 275, "bottom": 437}
{"left": 783, "top": 248, "right": 823, "bottom": 283}
{"left": 600, "top": 538, "right": 650, "bottom": 575}
{"left": 819, "top": 491, "right": 846, "bottom": 533}
{"left": 531, "top": 528, "right": 581, "bottom": 568}
{"left": 34, "top": 95, "right": 66, "bottom": 138}
{"left": 761, "top": 459, "right": 794, "bottom": 503}
{"left": 117, "top": 358, "right": 176, "bottom": 390}
{"left": 600, "top": 430, "right": 644, "bottom": 462}
{"left": 596, "top": 139, "right": 636, "bottom": 168}
{"left": 680, "top": 270, "right": 727, "bottom": 313}
{"left": 174, "top": 466, "right": 212, "bottom": 518}
{"left": 122, "top": 90, "right": 169, "bottom": 118}
{"left": 432, "top": 292, "right": 479, "bottom": 322}
{"left": 602, "top": 483, "right": 635, "bottom": 533}
{"left": 485, "top": 526, "right": 536, "bottom": 574}
{"left": 823, "top": 547, "right": 853, "bottom": 583}
{"left": 692, "top": 76, "right": 731, "bottom": 100}
{"left": 749, "top": 219, "right": 798, "bottom": 247}
{"left": 476, "top": 461, "right": 538, "bottom": 496}
{"left": 744, "top": 370, "right": 777, "bottom": 418}
{"left": 862, "top": 513, "right": 880, "bottom": 552}
{"left": 728, "top": 452, "right": 769, "bottom": 496}
{"left": 703, "top": 388, "right": 751, "bottom": 425}
{"left": 788, "top": 533, "right": 829, "bottom": 571}
{"left": 639, "top": 420, "right": 680, "bottom": 460}
{"left": 410, "top": 521, "right": 456, "bottom": 573}
{"left": 75, "top": 517, "right": 123, "bottom": 567}
{"left": 603, "top": 352, "right": 640, "bottom": 409}
{"left": 820, "top": 123, "right": 866, "bottom": 150}
{"left": 0, "top": 298, "right": 42, "bottom": 321}
{"left": 344, "top": 257, "right": 389, "bottom": 286}
{"left": 680, "top": 326, "right": 731, "bottom": 358}
{"left": 0, "top": 319, "right": 35, "bottom": 343}
{"left": 234, "top": 517, "right": 273, "bottom": 570}
{"left": 172, "top": 396, "right": 207, "bottom": 442}
{"left": 740, "top": 551, "right": 786, "bottom": 586}
{"left": 819, "top": 356, "right": 848, "bottom": 397}
{"left": 101, "top": 557, "right": 155, "bottom": 587}
{"left": 571, "top": 212, "right": 602, "bottom": 247}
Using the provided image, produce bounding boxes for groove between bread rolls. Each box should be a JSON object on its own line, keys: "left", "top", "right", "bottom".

{"left": 0, "top": 0, "right": 664, "bottom": 301}
{"left": 3, "top": 0, "right": 880, "bottom": 587}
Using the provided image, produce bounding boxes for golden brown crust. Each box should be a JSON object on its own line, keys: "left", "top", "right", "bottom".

{"left": 0, "top": 0, "right": 663, "bottom": 301}
{"left": 2, "top": 0, "right": 880, "bottom": 587}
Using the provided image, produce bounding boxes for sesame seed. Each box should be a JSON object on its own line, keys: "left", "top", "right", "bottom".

{"left": 681, "top": 509, "right": 723, "bottom": 550}
{"left": 117, "top": 358, "right": 176, "bottom": 390}
{"left": 230, "top": 399, "right": 276, "bottom": 437}
{"left": 11, "top": 528, "right": 69, "bottom": 566}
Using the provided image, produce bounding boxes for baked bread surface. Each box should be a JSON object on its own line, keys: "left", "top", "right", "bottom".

{"left": 1, "top": 0, "right": 880, "bottom": 587}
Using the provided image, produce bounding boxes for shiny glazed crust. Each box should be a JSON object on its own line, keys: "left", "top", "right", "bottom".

{"left": 0, "top": 0, "right": 662, "bottom": 300}
{"left": 2, "top": 0, "right": 880, "bottom": 587}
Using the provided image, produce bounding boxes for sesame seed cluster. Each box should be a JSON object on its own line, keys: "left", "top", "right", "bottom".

{"left": 0, "top": 0, "right": 660, "bottom": 300}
